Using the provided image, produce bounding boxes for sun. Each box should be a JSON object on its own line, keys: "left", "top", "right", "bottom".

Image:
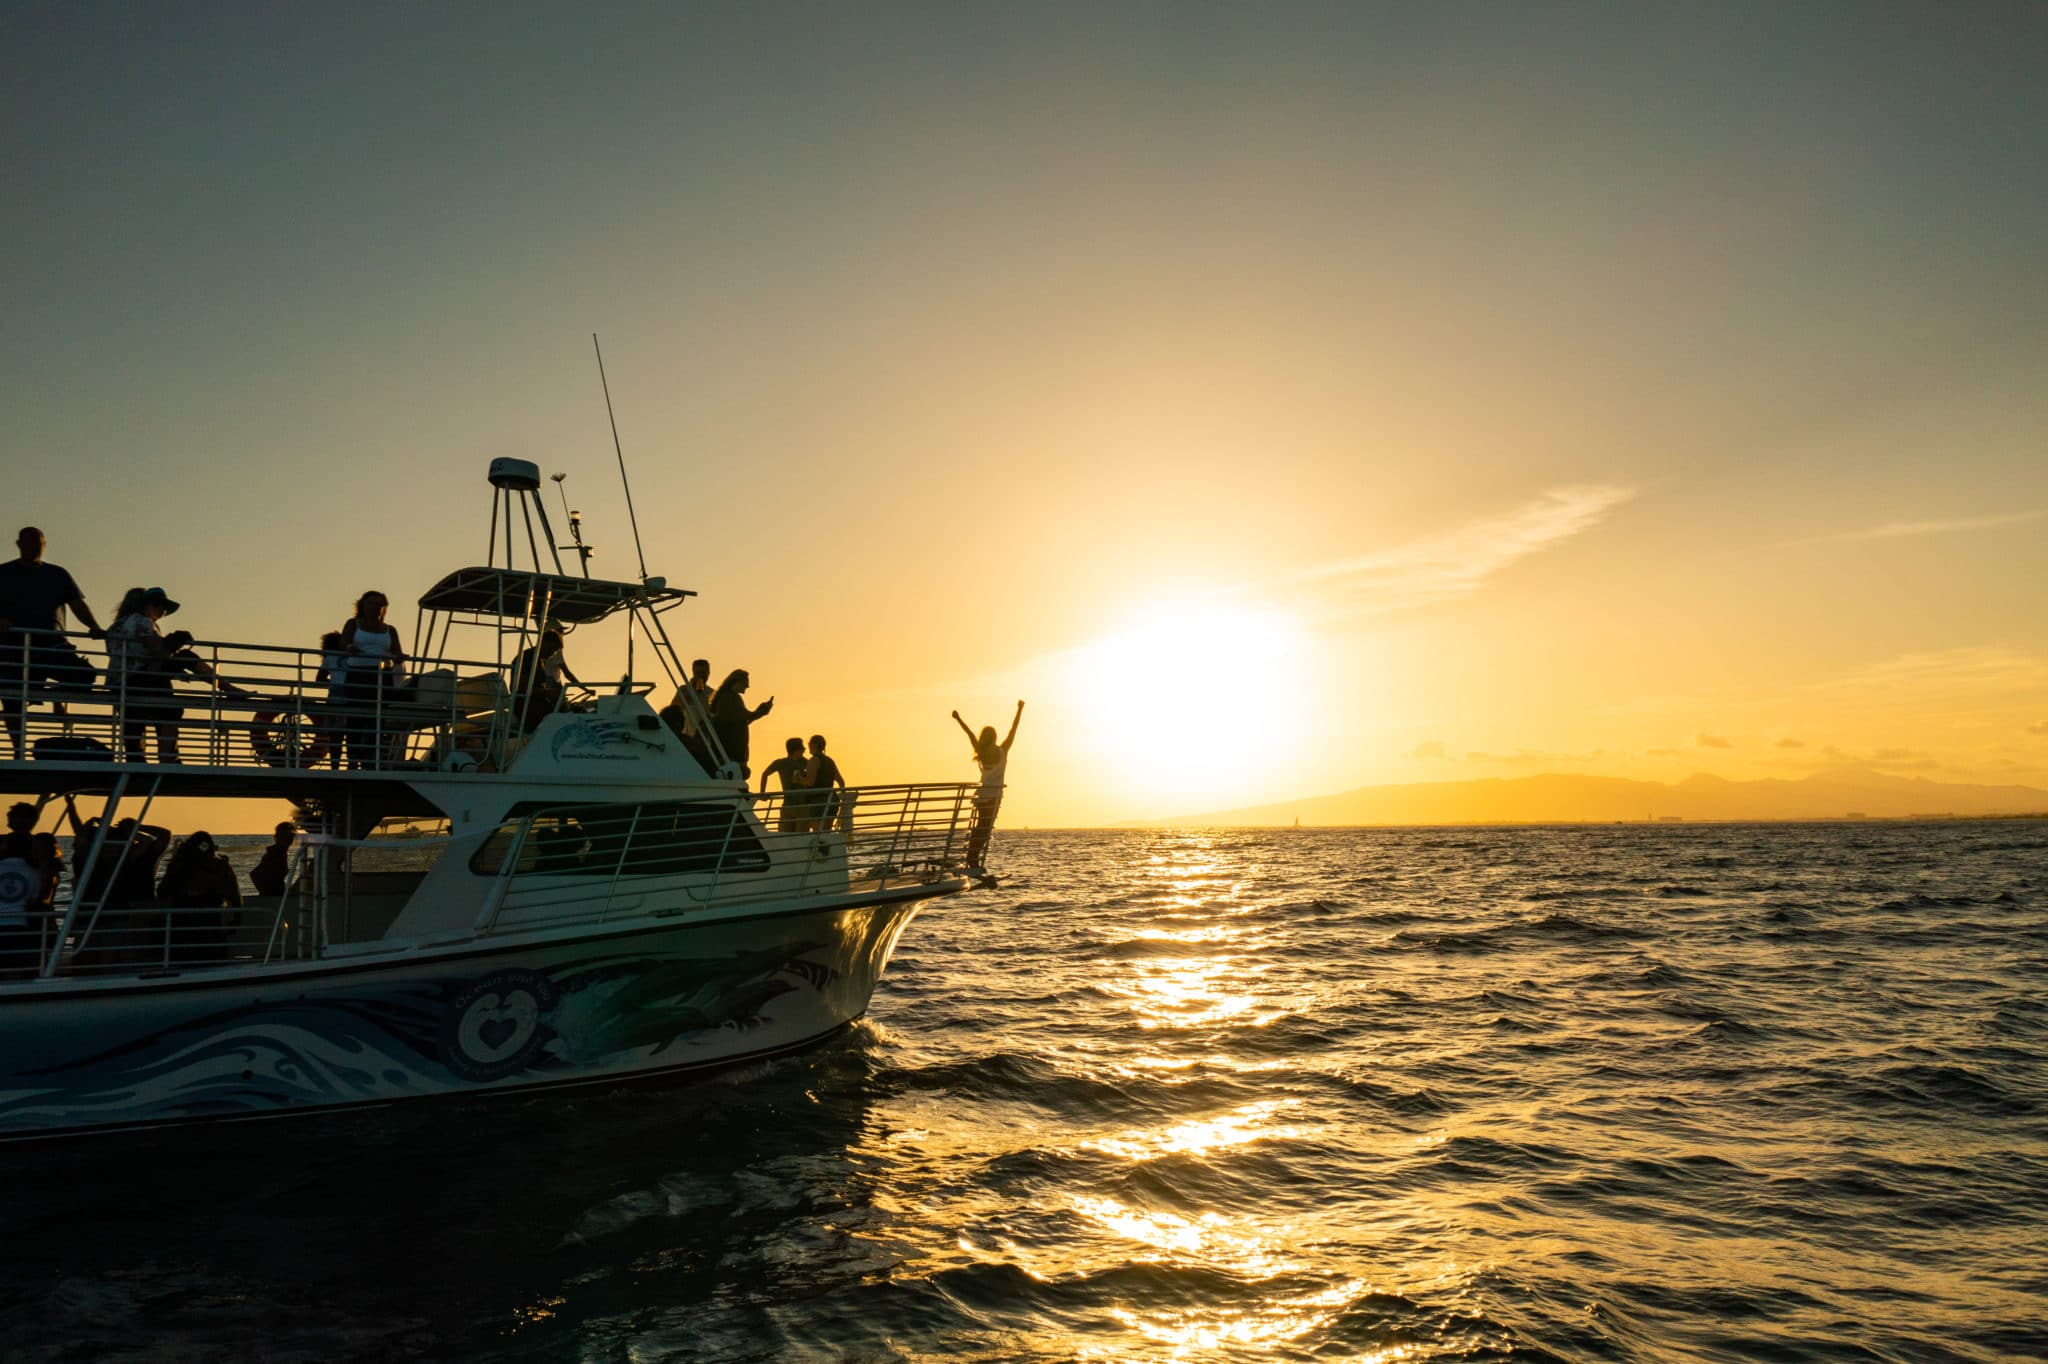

{"left": 1061, "top": 601, "right": 1311, "bottom": 811}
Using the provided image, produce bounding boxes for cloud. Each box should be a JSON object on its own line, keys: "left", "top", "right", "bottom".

{"left": 1696, "top": 733, "right": 1734, "bottom": 749}
{"left": 1466, "top": 747, "right": 1605, "bottom": 767}
{"left": 1825, "top": 648, "right": 2048, "bottom": 697}
{"left": 1871, "top": 747, "right": 1928, "bottom": 762}
{"left": 1405, "top": 740, "right": 1447, "bottom": 760}
{"left": 1773, "top": 737, "right": 1806, "bottom": 749}
{"left": 1277, "top": 484, "right": 1635, "bottom": 616}
{"left": 1809, "top": 509, "right": 2045, "bottom": 545}
{"left": 2029, "top": 721, "right": 2048, "bottom": 737}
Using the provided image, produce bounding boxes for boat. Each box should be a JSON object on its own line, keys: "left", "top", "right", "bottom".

{"left": 0, "top": 458, "right": 986, "bottom": 1139}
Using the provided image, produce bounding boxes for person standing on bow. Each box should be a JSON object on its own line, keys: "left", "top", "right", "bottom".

{"left": 760, "top": 737, "right": 811, "bottom": 832}
{"left": 803, "top": 734, "right": 847, "bottom": 833}
{"left": 952, "top": 701, "right": 1023, "bottom": 872}
{"left": 0, "top": 527, "right": 104, "bottom": 759}
{"left": 708, "top": 668, "right": 772, "bottom": 780}
{"left": 337, "top": 590, "right": 407, "bottom": 769}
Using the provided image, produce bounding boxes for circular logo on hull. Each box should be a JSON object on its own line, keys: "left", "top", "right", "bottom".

{"left": 441, "top": 969, "right": 560, "bottom": 1080}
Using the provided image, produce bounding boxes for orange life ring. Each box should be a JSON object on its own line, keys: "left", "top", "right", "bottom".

{"left": 249, "top": 710, "right": 331, "bottom": 768}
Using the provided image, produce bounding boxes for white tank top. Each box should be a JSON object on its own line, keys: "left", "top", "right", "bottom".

{"left": 976, "top": 751, "right": 1008, "bottom": 799}
{"left": 350, "top": 622, "right": 396, "bottom": 673}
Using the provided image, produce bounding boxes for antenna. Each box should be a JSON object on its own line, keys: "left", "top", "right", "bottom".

{"left": 551, "top": 472, "right": 594, "bottom": 578}
{"left": 592, "top": 333, "right": 649, "bottom": 582}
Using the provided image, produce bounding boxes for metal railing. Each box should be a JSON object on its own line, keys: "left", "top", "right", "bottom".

{"left": 477, "top": 782, "right": 979, "bottom": 932}
{"left": 0, "top": 784, "right": 983, "bottom": 982}
{"left": 0, "top": 627, "right": 547, "bottom": 774}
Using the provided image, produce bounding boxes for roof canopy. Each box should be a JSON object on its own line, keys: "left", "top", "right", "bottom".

{"left": 417, "top": 567, "right": 693, "bottom": 624}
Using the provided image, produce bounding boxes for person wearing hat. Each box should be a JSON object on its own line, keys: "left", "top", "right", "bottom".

{"left": 0, "top": 526, "right": 105, "bottom": 760}
{"left": 106, "top": 585, "right": 243, "bottom": 764}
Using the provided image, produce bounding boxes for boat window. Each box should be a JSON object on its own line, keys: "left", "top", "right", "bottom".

{"left": 470, "top": 802, "right": 769, "bottom": 877}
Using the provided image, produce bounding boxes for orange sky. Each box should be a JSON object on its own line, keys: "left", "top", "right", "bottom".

{"left": 6, "top": 6, "right": 2046, "bottom": 826}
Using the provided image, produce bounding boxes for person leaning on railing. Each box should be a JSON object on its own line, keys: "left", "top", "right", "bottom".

{"left": 0, "top": 525, "right": 104, "bottom": 760}
{"left": 106, "top": 586, "right": 246, "bottom": 764}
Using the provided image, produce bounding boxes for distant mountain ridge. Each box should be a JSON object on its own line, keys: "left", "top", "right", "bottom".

{"left": 1137, "top": 768, "right": 2048, "bottom": 827}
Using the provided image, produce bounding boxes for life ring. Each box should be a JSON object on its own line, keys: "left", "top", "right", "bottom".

{"left": 249, "top": 710, "right": 331, "bottom": 768}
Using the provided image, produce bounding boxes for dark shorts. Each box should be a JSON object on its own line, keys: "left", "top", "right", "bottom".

{"left": 0, "top": 637, "right": 95, "bottom": 700}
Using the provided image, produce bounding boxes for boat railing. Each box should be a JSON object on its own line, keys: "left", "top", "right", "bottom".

{"left": 478, "top": 782, "right": 979, "bottom": 931}
{"left": 0, "top": 626, "right": 560, "bottom": 773}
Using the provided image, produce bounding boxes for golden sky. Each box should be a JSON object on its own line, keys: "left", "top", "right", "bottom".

{"left": 6, "top": 5, "right": 2046, "bottom": 826}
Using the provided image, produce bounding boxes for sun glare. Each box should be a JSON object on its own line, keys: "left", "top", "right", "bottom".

{"left": 1062, "top": 602, "right": 1310, "bottom": 812}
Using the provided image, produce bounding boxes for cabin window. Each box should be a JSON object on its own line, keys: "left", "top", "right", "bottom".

{"left": 470, "top": 802, "right": 768, "bottom": 877}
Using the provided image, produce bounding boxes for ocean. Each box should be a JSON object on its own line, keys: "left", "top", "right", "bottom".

{"left": 2, "top": 823, "right": 2044, "bottom": 1362}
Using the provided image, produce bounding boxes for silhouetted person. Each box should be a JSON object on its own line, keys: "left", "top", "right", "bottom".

{"left": 107, "top": 586, "right": 241, "bottom": 764}
{"left": 337, "top": 590, "right": 407, "bottom": 769}
{"left": 250, "top": 821, "right": 295, "bottom": 897}
{"left": 660, "top": 657, "right": 717, "bottom": 770}
{"left": 952, "top": 701, "right": 1023, "bottom": 872}
{"left": 70, "top": 814, "right": 171, "bottom": 967}
{"left": 157, "top": 830, "right": 243, "bottom": 964}
{"left": 760, "top": 737, "right": 811, "bottom": 832}
{"left": 0, "top": 526, "right": 104, "bottom": 758}
{"left": 804, "top": 734, "right": 847, "bottom": 833}
{"left": 0, "top": 802, "right": 61, "bottom": 974}
{"left": 515, "top": 627, "right": 579, "bottom": 733}
{"left": 708, "top": 669, "right": 773, "bottom": 779}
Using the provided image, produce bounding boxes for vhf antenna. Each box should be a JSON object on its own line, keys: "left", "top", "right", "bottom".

{"left": 550, "top": 472, "right": 594, "bottom": 578}
{"left": 592, "top": 333, "right": 650, "bottom": 582}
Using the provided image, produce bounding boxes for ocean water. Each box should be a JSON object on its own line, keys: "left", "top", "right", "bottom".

{"left": 2, "top": 823, "right": 2045, "bottom": 1362}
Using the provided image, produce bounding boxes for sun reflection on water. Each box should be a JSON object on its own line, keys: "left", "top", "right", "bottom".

{"left": 1085, "top": 1099, "right": 1308, "bottom": 1161}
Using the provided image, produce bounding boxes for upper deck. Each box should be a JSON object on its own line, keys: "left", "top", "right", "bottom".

{"left": 0, "top": 561, "right": 727, "bottom": 797}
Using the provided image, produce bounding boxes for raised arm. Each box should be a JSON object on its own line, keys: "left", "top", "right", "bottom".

{"left": 1001, "top": 700, "right": 1024, "bottom": 752}
{"left": 950, "top": 710, "right": 976, "bottom": 745}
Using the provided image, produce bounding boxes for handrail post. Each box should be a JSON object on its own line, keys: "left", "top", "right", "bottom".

{"left": 261, "top": 847, "right": 308, "bottom": 965}
{"left": 474, "top": 817, "right": 534, "bottom": 933}
{"left": 601, "top": 805, "right": 642, "bottom": 921}
{"left": 41, "top": 773, "right": 128, "bottom": 977}
{"left": 705, "top": 798, "right": 740, "bottom": 905}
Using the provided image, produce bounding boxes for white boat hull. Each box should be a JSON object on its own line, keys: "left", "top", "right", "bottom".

{"left": 0, "top": 890, "right": 936, "bottom": 1139}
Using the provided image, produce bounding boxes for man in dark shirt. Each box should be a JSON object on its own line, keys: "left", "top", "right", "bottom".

{"left": 759, "top": 737, "right": 811, "bottom": 832}
{"left": 0, "top": 527, "right": 104, "bottom": 759}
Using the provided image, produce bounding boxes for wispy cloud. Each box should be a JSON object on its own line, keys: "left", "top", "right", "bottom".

{"left": 2028, "top": 721, "right": 2048, "bottom": 737}
{"left": 867, "top": 483, "right": 1636, "bottom": 700}
{"left": 1773, "top": 737, "right": 1806, "bottom": 749}
{"left": 1696, "top": 733, "right": 1734, "bottom": 749}
{"left": 1275, "top": 484, "right": 1635, "bottom": 615}
{"left": 1405, "top": 740, "right": 1447, "bottom": 760}
{"left": 1466, "top": 747, "right": 1606, "bottom": 767}
{"left": 1808, "top": 509, "right": 2044, "bottom": 545}
{"left": 1826, "top": 647, "right": 2048, "bottom": 696}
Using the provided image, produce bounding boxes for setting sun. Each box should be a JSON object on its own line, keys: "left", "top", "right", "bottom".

{"left": 1061, "top": 602, "right": 1311, "bottom": 810}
